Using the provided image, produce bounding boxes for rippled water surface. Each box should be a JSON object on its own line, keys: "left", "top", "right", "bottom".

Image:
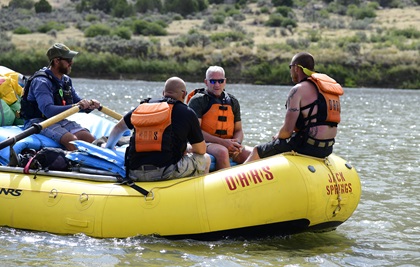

{"left": 1, "top": 79, "right": 419, "bottom": 266}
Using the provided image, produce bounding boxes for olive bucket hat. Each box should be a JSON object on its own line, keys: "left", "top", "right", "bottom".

{"left": 46, "top": 43, "right": 79, "bottom": 61}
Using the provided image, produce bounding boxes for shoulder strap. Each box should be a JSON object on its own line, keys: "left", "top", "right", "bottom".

{"left": 23, "top": 70, "right": 58, "bottom": 99}
{"left": 186, "top": 88, "right": 205, "bottom": 104}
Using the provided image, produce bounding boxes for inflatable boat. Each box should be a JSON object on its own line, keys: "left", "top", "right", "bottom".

{"left": 0, "top": 111, "right": 361, "bottom": 240}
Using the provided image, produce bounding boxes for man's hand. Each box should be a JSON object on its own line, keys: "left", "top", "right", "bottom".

{"left": 88, "top": 99, "right": 100, "bottom": 109}
{"left": 76, "top": 99, "right": 100, "bottom": 110}
{"left": 223, "top": 139, "right": 243, "bottom": 154}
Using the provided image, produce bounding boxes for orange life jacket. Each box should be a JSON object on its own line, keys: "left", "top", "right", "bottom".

{"left": 296, "top": 73, "right": 344, "bottom": 131}
{"left": 187, "top": 88, "right": 235, "bottom": 139}
{"left": 131, "top": 99, "right": 175, "bottom": 152}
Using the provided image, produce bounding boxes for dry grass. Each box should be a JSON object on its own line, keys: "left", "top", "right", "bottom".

{"left": 4, "top": 0, "right": 420, "bottom": 54}
{"left": 375, "top": 7, "right": 420, "bottom": 29}
{"left": 11, "top": 27, "right": 84, "bottom": 50}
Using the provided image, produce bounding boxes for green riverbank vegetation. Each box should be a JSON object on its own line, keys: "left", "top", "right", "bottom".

{"left": 1, "top": 0, "right": 419, "bottom": 89}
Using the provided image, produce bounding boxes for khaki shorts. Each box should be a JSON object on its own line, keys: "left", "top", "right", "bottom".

{"left": 129, "top": 153, "right": 207, "bottom": 182}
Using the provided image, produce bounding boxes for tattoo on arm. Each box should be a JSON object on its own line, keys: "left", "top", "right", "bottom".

{"left": 287, "top": 88, "right": 299, "bottom": 112}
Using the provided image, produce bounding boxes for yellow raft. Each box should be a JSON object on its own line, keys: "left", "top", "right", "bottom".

{"left": 0, "top": 151, "right": 361, "bottom": 239}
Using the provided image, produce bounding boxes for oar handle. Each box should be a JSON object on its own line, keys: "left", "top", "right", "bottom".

{"left": 0, "top": 105, "right": 80, "bottom": 151}
{"left": 39, "top": 105, "right": 81, "bottom": 128}
{"left": 98, "top": 106, "right": 122, "bottom": 120}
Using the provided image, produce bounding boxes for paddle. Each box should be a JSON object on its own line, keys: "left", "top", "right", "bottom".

{"left": 98, "top": 106, "right": 122, "bottom": 120}
{"left": 0, "top": 105, "right": 81, "bottom": 150}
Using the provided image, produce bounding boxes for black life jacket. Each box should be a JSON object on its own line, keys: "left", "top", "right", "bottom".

{"left": 294, "top": 73, "right": 343, "bottom": 132}
{"left": 20, "top": 70, "right": 73, "bottom": 120}
{"left": 126, "top": 97, "right": 181, "bottom": 170}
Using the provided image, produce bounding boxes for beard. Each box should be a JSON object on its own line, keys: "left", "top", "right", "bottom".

{"left": 58, "top": 62, "right": 71, "bottom": 75}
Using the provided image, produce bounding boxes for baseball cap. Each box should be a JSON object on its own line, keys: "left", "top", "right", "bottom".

{"left": 46, "top": 43, "right": 79, "bottom": 61}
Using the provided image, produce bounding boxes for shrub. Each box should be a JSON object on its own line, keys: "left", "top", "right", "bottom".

{"left": 13, "top": 27, "right": 32, "bottom": 34}
{"left": 390, "top": 27, "right": 420, "bottom": 39}
{"left": 286, "top": 38, "right": 310, "bottom": 49}
{"left": 265, "top": 13, "right": 284, "bottom": 27}
{"left": 346, "top": 4, "right": 376, "bottom": 19}
{"left": 275, "top": 6, "right": 293, "bottom": 17}
{"left": 84, "top": 35, "right": 153, "bottom": 58}
{"left": 349, "top": 18, "right": 374, "bottom": 30}
{"left": 281, "top": 18, "right": 297, "bottom": 28}
{"left": 307, "top": 29, "right": 321, "bottom": 42}
{"left": 0, "top": 34, "right": 15, "bottom": 53}
{"left": 85, "top": 14, "right": 100, "bottom": 22}
{"left": 319, "top": 18, "right": 346, "bottom": 29}
{"left": 34, "top": 0, "right": 52, "bottom": 13}
{"left": 135, "top": 0, "right": 163, "bottom": 13}
{"left": 210, "top": 31, "right": 245, "bottom": 42}
{"left": 111, "top": 0, "right": 134, "bottom": 18}
{"left": 112, "top": 26, "right": 132, "bottom": 40}
{"left": 84, "top": 24, "right": 112, "bottom": 37}
{"left": 326, "top": 2, "right": 348, "bottom": 16}
{"left": 8, "top": 0, "right": 34, "bottom": 9}
{"left": 37, "top": 21, "right": 66, "bottom": 33}
{"left": 132, "top": 20, "right": 167, "bottom": 36}
{"left": 272, "top": 0, "right": 293, "bottom": 7}
{"left": 164, "top": 0, "right": 208, "bottom": 16}
{"left": 170, "top": 32, "right": 210, "bottom": 47}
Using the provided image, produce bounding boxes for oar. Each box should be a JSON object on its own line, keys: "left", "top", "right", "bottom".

{"left": 98, "top": 105, "right": 122, "bottom": 120}
{"left": 0, "top": 105, "right": 81, "bottom": 150}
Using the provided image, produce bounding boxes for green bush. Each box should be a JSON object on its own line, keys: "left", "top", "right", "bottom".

{"left": 13, "top": 27, "right": 32, "bottom": 34}
{"left": 170, "top": 32, "right": 210, "bottom": 47}
{"left": 84, "top": 24, "right": 112, "bottom": 37}
{"left": 37, "top": 21, "right": 66, "bottom": 33}
{"left": 275, "top": 6, "right": 293, "bottom": 17}
{"left": 390, "top": 27, "right": 420, "bottom": 39}
{"left": 135, "top": 0, "right": 163, "bottom": 13}
{"left": 85, "top": 14, "right": 99, "bottom": 22}
{"left": 346, "top": 4, "right": 376, "bottom": 19}
{"left": 111, "top": 0, "right": 134, "bottom": 18}
{"left": 210, "top": 31, "right": 245, "bottom": 42}
{"left": 272, "top": 0, "right": 293, "bottom": 7}
{"left": 265, "top": 14, "right": 285, "bottom": 27}
{"left": 164, "top": 0, "right": 208, "bottom": 17}
{"left": 84, "top": 36, "right": 153, "bottom": 58}
{"left": 281, "top": 18, "right": 297, "bottom": 28}
{"left": 132, "top": 20, "right": 167, "bottom": 36}
{"left": 34, "top": 0, "right": 52, "bottom": 13}
{"left": 8, "top": 0, "right": 34, "bottom": 9}
{"left": 112, "top": 26, "right": 132, "bottom": 40}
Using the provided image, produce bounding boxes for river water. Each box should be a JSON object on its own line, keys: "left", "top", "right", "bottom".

{"left": 1, "top": 79, "right": 419, "bottom": 266}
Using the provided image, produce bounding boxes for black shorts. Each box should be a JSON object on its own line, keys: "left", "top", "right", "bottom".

{"left": 257, "top": 138, "right": 292, "bottom": 158}
{"left": 257, "top": 135, "right": 334, "bottom": 158}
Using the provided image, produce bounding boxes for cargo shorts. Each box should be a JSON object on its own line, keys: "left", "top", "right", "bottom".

{"left": 129, "top": 153, "right": 207, "bottom": 182}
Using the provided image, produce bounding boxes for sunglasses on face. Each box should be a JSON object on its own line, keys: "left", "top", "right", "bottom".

{"left": 59, "top": 58, "right": 73, "bottom": 64}
{"left": 209, "top": 79, "right": 225, "bottom": 84}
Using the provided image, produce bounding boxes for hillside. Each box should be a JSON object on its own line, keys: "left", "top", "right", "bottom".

{"left": 1, "top": 0, "right": 419, "bottom": 88}
{"left": 6, "top": 1, "right": 420, "bottom": 51}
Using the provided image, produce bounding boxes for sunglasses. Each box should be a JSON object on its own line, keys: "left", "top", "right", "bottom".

{"left": 209, "top": 79, "right": 225, "bottom": 84}
{"left": 289, "top": 64, "right": 296, "bottom": 69}
{"left": 59, "top": 58, "right": 73, "bottom": 63}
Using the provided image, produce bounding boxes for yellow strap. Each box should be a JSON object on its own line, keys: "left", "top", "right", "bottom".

{"left": 297, "top": 64, "right": 315, "bottom": 76}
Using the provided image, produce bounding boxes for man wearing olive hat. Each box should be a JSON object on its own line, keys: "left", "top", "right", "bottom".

{"left": 20, "top": 43, "right": 101, "bottom": 151}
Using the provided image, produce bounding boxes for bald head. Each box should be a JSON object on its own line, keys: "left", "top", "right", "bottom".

{"left": 291, "top": 52, "right": 315, "bottom": 71}
{"left": 163, "top": 77, "right": 187, "bottom": 101}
